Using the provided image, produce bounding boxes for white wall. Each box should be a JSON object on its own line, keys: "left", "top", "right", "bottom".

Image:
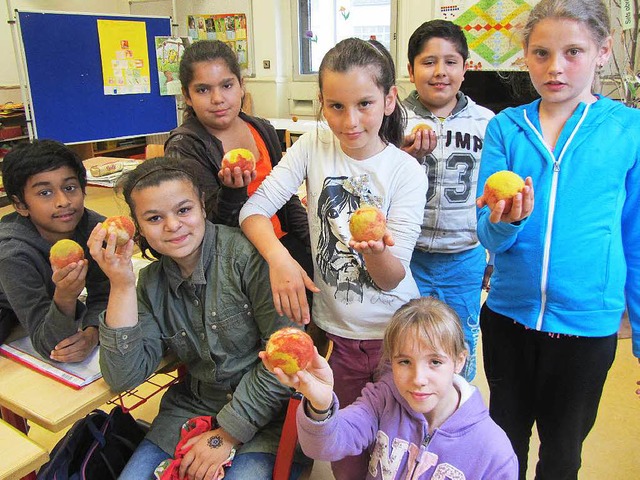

{"left": 0, "top": 0, "right": 434, "bottom": 119}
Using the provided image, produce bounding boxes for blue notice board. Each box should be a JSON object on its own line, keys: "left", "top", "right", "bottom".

{"left": 17, "top": 11, "right": 177, "bottom": 144}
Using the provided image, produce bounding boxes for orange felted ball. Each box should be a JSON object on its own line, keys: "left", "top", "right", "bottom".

{"left": 102, "top": 216, "right": 135, "bottom": 246}
{"left": 265, "top": 327, "right": 314, "bottom": 375}
{"left": 411, "top": 123, "right": 433, "bottom": 135}
{"left": 349, "top": 205, "right": 386, "bottom": 242}
{"left": 50, "top": 239, "right": 85, "bottom": 269}
{"left": 483, "top": 170, "right": 525, "bottom": 214}
{"left": 221, "top": 148, "right": 256, "bottom": 172}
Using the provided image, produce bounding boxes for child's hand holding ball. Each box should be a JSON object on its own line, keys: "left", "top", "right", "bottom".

{"left": 479, "top": 170, "right": 533, "bottom": 224}
{"left": 101, "top": 216, "right": 135, "bottom": 246}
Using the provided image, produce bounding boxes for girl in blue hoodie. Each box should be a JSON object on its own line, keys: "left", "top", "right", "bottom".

{"left": 262, "top": 296, "right": 517, "bottom": 479}
{"left": 475, "top": 0, "right": 640, "bottom": 478}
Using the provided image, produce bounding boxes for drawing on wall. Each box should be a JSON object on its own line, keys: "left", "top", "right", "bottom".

{"left": 186, "top": 13, "right": 249, "bottom": 70}
{"left": 97, "top": 19, "right": 151, "bottom": 95}
{"left": 155, "top": 36, "right": 191, "bottom": 96}
{"left": 435, "top": 0, "right": 537, "bottom": 71}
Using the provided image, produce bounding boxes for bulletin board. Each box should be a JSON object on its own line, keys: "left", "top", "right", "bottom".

{"left": 186, "top": 13, "right": 250, "bottom": 70}
{"left": 16, "top": 10, "right": 178, "bottom": 144}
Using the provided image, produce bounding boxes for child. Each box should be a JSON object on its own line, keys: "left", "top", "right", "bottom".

{"left": 475, "top": 0, "right": 640, "bottom": 478}
{"left": 164, "top": 40, "right": 311, "bottom": 275}
{"left": 87, "top": 157, "right": 308, "bottom": 479}
{"left": 240, "top": 38, "right": 428, "bottom": 479}
{"left": 262, "top": 296, "right": 518, "bottom": 479}
{"left": 0, "top": 140, "right": 109, "bottom": 362}
{"left": 402, "top": 20, "right": 495, "bottom": 381}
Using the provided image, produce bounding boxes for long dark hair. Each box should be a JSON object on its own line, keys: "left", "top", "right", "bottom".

{"left": 179, "top": 40, "right": 243, "bottom": 119}
{"left": 318, "top": 38, "right": 407, "bottom": 147}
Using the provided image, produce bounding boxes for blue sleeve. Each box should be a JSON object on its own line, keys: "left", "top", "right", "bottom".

{"left": 476, "top": 117, "right": 527, "bottom": 253}
{"left": 622, "top": 150, "right": 640, "bottom": 358}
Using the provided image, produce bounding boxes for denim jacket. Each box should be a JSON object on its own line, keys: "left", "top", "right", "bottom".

{"left": 99, "top": 222, "right": 300, "bottom": 456}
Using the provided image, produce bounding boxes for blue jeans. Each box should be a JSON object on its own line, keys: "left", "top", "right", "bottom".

{"left": 119, "top": 438, "right": 306, "bottom": 480}
{"left": 119, "top": 439, "right": 170, "bottom": 480}
{"left": 410, "top": 245, "right": 485, "bottom": 381}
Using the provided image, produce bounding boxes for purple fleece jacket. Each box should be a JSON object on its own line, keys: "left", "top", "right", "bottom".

{"left": 297, "top": 372, "right": 517, "bottom": 479}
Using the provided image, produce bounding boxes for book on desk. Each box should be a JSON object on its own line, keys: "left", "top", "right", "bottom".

{"left": 83, "top": 157, "right": 143, "bottom": 188}
{"left": 0, "top": 335, "right": 101, "bottom": 389}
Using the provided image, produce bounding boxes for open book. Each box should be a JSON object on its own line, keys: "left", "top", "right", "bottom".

{"left": 0, "top": 336, "right": 101, "bottom": 389}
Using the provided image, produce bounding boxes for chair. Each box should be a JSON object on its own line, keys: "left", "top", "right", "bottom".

{"left": 273, "top": 391, "right": 305, "bottom": 480}
{"left": 272, "top": 339, "right": 333, "bottom": 480}
{"left": 242, "top": 91, "right": 255, "bottom": 116}
{"left": 145, "top": 144, "right": 164, "bottom": 159}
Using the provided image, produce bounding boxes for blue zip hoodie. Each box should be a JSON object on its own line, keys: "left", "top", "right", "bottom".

{"left": 477, "top": 96, "right": 640, "bottom": 357}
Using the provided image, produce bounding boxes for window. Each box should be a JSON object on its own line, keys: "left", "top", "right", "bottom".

{"left": 292, "top": 0, "right": 396, "bottom": 78}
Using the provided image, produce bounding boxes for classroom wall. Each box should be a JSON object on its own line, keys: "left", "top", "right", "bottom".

{"left": 127, "top": 0, "right": 435, "bottom": 118}
{"left": 0, "top": 0, "right": 435, "bottom": 121}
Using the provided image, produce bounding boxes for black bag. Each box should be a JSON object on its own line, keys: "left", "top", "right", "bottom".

{"left": 37, "top": 406, "right": 147, "bottom": 480}
{"left": 0, "top": 308, "right": 19, "bottom": 345}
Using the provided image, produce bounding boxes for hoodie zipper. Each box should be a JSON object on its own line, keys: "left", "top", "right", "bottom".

{"left": 523, "top": 104, "right": 591, "bottom": 329}
{"left": 408, "top": 432, "right": 433, "bottom": 480}
{"left": 432, "top": 118, "right": 446, "bottom": 245}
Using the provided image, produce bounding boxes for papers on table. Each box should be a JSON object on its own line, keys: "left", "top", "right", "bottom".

{"left": 0, "top": 336, "right": 101, "bottom": 389}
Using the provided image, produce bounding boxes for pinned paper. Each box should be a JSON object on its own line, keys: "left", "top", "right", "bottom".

{"left": 620, "top": 0, "right": 635, "bottom": 30}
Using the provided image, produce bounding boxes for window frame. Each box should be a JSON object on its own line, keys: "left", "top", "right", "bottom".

{"left": 290, "top": 0, "right": 398, "bottom": 81}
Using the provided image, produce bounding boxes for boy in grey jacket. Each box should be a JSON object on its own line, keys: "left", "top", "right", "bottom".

{"left": 0, "top": 140, "right": 109, "bottom": 361}
{"left": 402, "top": 20, "right": 494, "bottom": 380}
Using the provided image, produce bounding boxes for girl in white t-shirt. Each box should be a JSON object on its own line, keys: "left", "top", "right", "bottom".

{"left": 239, "top": 38, "right": 427, "bottom": 479}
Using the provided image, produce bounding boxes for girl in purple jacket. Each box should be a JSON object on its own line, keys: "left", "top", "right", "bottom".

{"left": 262, "top": 297, "right": 517, "bottom": 479}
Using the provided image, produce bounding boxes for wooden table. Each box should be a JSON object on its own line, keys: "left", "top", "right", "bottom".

{"left": 0, "top": 348, "right": 178, "bottom": 432}
{"left": 0, "top": 354, "right": 117, "bottom": 433}
{"left": 0, "top": 420, "right": 49, "bottom": 480}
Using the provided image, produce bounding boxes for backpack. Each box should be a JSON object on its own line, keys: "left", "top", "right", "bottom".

{"left": 37, "top": 406, "right": 147, "bottom": 480}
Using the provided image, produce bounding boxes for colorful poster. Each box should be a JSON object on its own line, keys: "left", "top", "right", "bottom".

{"left": 155, "top": 36, "right": 191, "bottom": 96}
{"left": 97, "top": 20, "right": 151, "bottom": 94}
{"left": 185, "top": 14, "right": 249, "bottom": 70}
{"left": 436, "top": 0, "right": 538, "bottom": 71}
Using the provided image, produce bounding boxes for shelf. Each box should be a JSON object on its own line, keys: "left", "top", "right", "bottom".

{"left": 94, "top": 144, "right": 146, "bottom": 155}
{"left": 1, "top": 135, "right": 29, "bottom": 142}
{"left": 0, "top": 107, "right": 28, "bottom": 147}
{"left": 69, "top": 137, "right": 147, "bottom": 160}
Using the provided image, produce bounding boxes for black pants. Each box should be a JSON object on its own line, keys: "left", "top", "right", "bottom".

{"left": 480, "top": 304, "right": 617, "bottom": 480}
